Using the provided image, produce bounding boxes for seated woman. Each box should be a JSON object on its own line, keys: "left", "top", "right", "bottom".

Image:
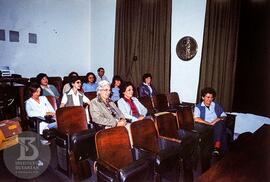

{"left": 36, "top": 73, "right": 60, "bottom": 98}
{"left": 90, "top": 80, "right": 126, "bottom": 128}
{"left": 60, "top": 76, "right": 91, "bottom": 107}
{"left": 193, "top": 87, "right": 227, "bottom": 156}
{"left": 110, "top": 75, "right": 123, "bottom": 102}
{"left": 118, "top": 81, "right": 148, "bottom": 122}
{"left": 62, "top": 71, "right": 79, "bottom": 94}
{"left": 138, "top": 73, "right": 157, "bottom": 97}
{"left": 25, "top": 83, "right": 57, "bottom": 134}
{"left": 82, "top": 72, "right": 97, "bottom": 92}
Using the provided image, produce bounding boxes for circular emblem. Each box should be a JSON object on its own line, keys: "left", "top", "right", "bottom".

{"left": 3, "top": 131, "right": 51, "bottom": 179}
{"left": 176, "top": 36, "right": 198, "bottom": 61}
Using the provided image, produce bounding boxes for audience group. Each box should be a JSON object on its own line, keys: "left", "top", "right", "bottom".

{"left": 25, "top": 66, "right": 228, "bottom": 165}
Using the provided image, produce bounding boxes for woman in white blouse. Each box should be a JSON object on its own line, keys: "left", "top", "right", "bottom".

{"left": 60, "top": 76, "right": 91, "bottom": 107}
{"left": 117, "top": 81, "right": 148, "bottom": 122}
{"left": 25, "top": 83, "right": 56, "bottom": 134}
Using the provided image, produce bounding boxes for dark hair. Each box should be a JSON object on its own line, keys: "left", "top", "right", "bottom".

{"left": 120, "top": 81, "right": 135, "bottom": 98}
{"left": 70, "top": 76, "right": 81, "bottom": 85}
{"left": 28, "top": 83, "right": 42, "bottom": 98}
{"left": 142, "top": 73, "right": 152, "bottom": 83}
{"left": 68, "top": 71, "right": 79, "bottom": 78}
{"left": 36, "top": 73, "right": 48, "bottom": 84}
{"left": 86, "top": 72, "right": 96, "bottom": 83}
{"left": 67, "top": 72, "right": 79, "bottom": 87}
{"left": 201, "top": 87, "right": 216, "bottom": 98}
{"left": 111, "top": 75, "right": 123, "bottom": 88}
{"left": 97, "top": 67, "right": 104, "bottom": 72}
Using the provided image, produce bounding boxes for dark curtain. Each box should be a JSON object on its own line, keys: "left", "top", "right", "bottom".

{"left": 114, "top": 0, "right": 172, "bottom": 94}
{"left": 233, "top": 0, "right": 270, "bottom": 117}
{"left": 197, "top": 0, "right": 241, "bottom": 111}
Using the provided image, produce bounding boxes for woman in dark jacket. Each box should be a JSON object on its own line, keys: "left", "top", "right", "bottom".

{"left": 138, "top": 73, "right": 157, "bottom": 97}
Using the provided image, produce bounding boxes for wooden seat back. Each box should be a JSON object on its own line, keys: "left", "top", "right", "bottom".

{"left": 154, "top": 112, "right": 179, "bottom": 139}
{"left": 138, "top": 96, "right": 156, "bottom": 115}
{"left": 176, "top": 106, "right": 194, "bottom": 131}
{"left": 130, "top": 119, "right": 159, "bottom": 153}
{"left": 56, "top": 106, "right": 88, "bottom": 135}
{"left": 153, "top": 94, "right": 169, "bottom": 112}
{"left": 95, "top": 126, "right": 133, "bottom": 169}
{"left": 166, "top": 92, "right": 181, "bottom": 109}
{"left": 84, "top": 91, "right": 97, "bottom": 101}
{"left": 48, "top": 77, "right": 62, "bottom": 94}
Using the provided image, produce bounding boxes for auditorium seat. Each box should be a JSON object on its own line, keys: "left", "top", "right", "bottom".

{"left": 176, "top": 105, "right": 195, "bottom": 131}
{"left": 130, "top": 119, "right": 185, "bottom": 181}
{"left": 166, "top": 92, "right": 181, "bottom": 110}
{"left": 153, "top": 93, "right": 177, "bottom": 113}
{"left": 55, "top": 106, "right": 96, "bottom": 180}
{"left": 95, "top": 126, "right": 154, "bottom": 182}
{"left": 138, "top": 96, "right": 157, "bottom": 116}
{"left": 154, "top": 112, "right": 200, "bottom": 181}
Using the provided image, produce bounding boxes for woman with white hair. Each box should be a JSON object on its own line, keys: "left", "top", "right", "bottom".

{"left": 90, "top": 80, "right": 127, "bottom": 128}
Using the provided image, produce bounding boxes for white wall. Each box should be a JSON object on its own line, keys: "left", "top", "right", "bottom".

{"left": 171, "top": 0, "right": 207, "bottom": 103}
{"left": 0, "top": 0, "right": 91, "bottom": 77}
{"left": 0, "top": 0, "right": 205, "bottom": 101}
{"left": 90, "top": 0, "right": 116, "bottom": 82}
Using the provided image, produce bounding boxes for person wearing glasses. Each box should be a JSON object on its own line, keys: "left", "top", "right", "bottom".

{"left": 90, "top": 80, "right": 126, "bottom": 128}
{"left": 62, "top": 71, "right": 79, "bottom": 94}
{"left": 60, "top": 76, "right": 91, "bottom": 107}
{"left": 82, "top": 72, "right": 97, "bottom": 92}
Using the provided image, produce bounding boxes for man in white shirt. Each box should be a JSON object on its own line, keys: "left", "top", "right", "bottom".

{"left": 96, "top": 67, "right": 109, "bottom": 83}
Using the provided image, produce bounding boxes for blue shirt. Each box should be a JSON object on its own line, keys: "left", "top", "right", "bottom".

{"left": 194, "top": 102, "right": 226, "bottom": 123}
{"left": 82, "top": 83, "right": 97, "bottom": 92}
{"left": 111, "top": 87, "right": 120, "bottom": 102}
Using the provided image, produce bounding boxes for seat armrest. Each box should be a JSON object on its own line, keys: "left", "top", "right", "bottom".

{"left": 28, "top": 117, "right": 45, "bottom": 133}
{"left": 70, "top": 129, "right": 97, "bottom": 161}
{"left": 119, "top": 158, "right": 153, "bottom": 182}
{"left": 97, "top": 159, "right": 118, "bottom": 172}
{"left": 96, "top": 159, "right": 119, "bottom": 181}
{"left": 158, "top": 136, "right": 182, "bottom": 151}
{"left": 180, "top": 102, "right": 195, "bottom": 107}
{"left": 55, "top": 131, "right": 69, "bottom": 147}
{"left": 132, "top": 146, "right": 156, "bottom": 161}
{"left": 159, "top": 135, "right": 181, "bottom": 144}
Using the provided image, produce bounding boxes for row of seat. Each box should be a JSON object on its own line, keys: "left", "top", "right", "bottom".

{"left": 28, "top": 91, "right": 196, "bottom": 137}
{"left": 54, "top": 105, "right": 199, "bottom": 181}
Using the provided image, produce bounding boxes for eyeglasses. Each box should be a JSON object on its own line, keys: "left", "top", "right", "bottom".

{"left": 101, "top": 89, "right": 111, "bottom": 92}
{"left": 75, "top": 81, "right": 81, "bottom": 84}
